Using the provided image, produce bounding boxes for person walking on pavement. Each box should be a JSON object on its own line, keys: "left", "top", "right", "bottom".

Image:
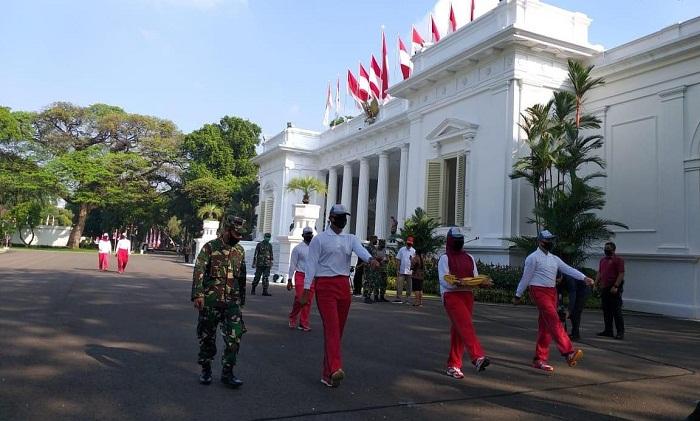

{"left": 252, "top": 233, "right": 274, "bottom": 296}
{"left": 362, "top": 236, "right": 380, "bottom": 304}
{"left": 513, "top": 230, "right": 594, "bottom": 372}
{"left": 374, "top": 239, "right": 390, "bottom": 302}
{"left": 411, "top": 250, "right": 426, "bottom": 307}
{"left": 191, "top": 215, "right": 247, "bottom": 389}
{"left": 96, "top": 233, "right": 111, "bottom": 271}
{"left": 394, "top": 237, "right": 416, "bottom": 303}
{"left": 115, "top": 233, "right": 131, "bottom": 274}
{"left": 439, "top": 228, "right": 492, "bottom": 378}
{"left": 300, "top": 204, "right": 380, "bottom": 388}
{"left": 596, "top": 241, "right": 625, "bottom": 340}
{"left": 563, "top": 272, "right": 590, "bottom": 341}
{"left": 287, "top": 227, "right": 315, "bottom": 331}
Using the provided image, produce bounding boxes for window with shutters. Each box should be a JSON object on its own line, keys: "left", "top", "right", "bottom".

{"left": 262, "top": 198, "right": 274, "bottom": 234}
{"left": 425, "top": 154, "right": 467, "bottom": 226}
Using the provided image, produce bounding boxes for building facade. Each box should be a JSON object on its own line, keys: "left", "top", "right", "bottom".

{"left": 252, "top": 0, "right": 700, "bottom": 319}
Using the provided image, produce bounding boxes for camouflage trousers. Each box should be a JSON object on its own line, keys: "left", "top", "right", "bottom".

{"left": 363, "top": 269, "right": 381, "bottom": 297}
{"left": 252, "top": 266, "right": 271, "bottom": 292}
{"left": 197, "top": 304, "right": 246, "bottom": 369}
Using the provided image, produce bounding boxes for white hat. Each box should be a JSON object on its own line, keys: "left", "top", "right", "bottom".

{"left": 329, "top": 204, "right": 351, "bottom": 216}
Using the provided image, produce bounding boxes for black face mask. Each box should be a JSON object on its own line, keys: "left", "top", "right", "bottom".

{"left": 303, "top": 235, "right": 313, "bottom": 244}
{"left": 332, "top": 215, "right": 347, "bottom": 229}
{"left": 227, "top": 237, "right": 239, "bottom": 247}
{"left": 541, "top": 242, "right": 554, "bottom": 252}
{"left": 604, "top": 249, "right": 613, "bottom": 257}
{"left": 451, "top": 238, "right": 464, "bottom": 251}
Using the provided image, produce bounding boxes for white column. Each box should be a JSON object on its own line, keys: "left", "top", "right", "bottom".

{"left": 341, "top": 162, "right": 353, "bottom": 233}
{"left": 325, "top": 167, "right": 338, "bottom": 224}
{"left": 356, "top": 158, "right": 370, "bottom": 240}
{"left": 374, "top": 152, "right": 389, "bottom": 239}
{"left": 397, "top": 143, "right": 409, "bottom": 226}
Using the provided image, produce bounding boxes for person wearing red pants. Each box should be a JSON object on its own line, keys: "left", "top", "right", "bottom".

{"left": 115, "top": 233, "right": 131, "bottom": 274}
{"left": 287, "top": 227, "right": 315, "bottom": 331}
{"left": 96, "top": 233, "right": 111, "bottom": 271}
{"left": 513, "top": 230, "right": 594, "bottom": 372}
{"left": 438, "top": 227, "right": 492, "bottom": 379}
{"left": 300, "top": 204, "right": 379, "bottom": 388}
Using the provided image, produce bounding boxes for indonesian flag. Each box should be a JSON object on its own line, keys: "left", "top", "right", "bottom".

{"left": 398, "top": 36, "right": 412, "bottom": 80}
{"left": 358, "top": 64, "right": 370, "bottom": 102}
{"left": 470, "top": 0, "right": 475, "bottom": 22}
{"left": 411, "top": 25, "right": 425, "bottom": 53}
{"left": 448, "top": 3, "right": 457, "bottom": 34}
{"left": 322, "top": 82, "right": 332, "bottom": 126}
{"left": 335, "top": 77, "right": 342, "bottom": 116}
{"left": 431, "top": 14, "right": 441, "bottom": 43}
{"left": 369, "top": 55, "right": 381, "bottom": 100}
{"left": 347, "top": 69, "right": 362, "bottom": 107}
{"left": 381, "top": 30, "right": 390, "bottom": 100}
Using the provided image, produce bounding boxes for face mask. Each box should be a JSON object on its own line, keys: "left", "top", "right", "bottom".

{"left": 451, "top": 238, "right": 464, "bottom": 251}
{"left": 303, "top": 235, "right": 313, "bottom": 244}
{"left": 604, "top": 249, "right": 613, "bottom": 257}
{"left": 332, "top": 215, "right": 347, "bottom": 229}
{"left": 541, "top": 242, "right": 554, "bottom": 252}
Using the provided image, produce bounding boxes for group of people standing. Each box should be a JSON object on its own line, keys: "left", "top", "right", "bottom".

{"left": 190, "top": 205, "right": 626, "bottom": 391}
{"left": 95, "top": 233, "right": 131, "bottom": 273}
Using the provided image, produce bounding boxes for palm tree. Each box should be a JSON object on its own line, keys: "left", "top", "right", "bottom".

{"left": 399, "top": 207, "right": 445, "bottom": 256}
{"left": 567, "top": 59, "right": 604, "bottom": 128}
{"left": 286, "top": 176, "right": 327, "bottom": 204}
{"left": 197, "top": 203, "right": 223, "bottom": 221}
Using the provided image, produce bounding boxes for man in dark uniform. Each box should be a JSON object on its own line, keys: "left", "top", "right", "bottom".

{"left": 191, "top": 215, "right": 247, "bottom": 388}
{"left": 252, "top": 233, "right": 274, "bottom": 296}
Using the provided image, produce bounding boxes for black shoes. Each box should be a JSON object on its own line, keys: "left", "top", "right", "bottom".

{"left": 614, "top": 333, "right": 624, "bottom": 340}
{"left": 199, "top": 363, "right": 212, "bottom": 385}
{"left": 364, "top": 296, "right": 374, "bottom": 304}
{"left": 262, "top": 291, "right": 272, "bottom": 296}
{"left": 221, "top": 371, "right": 243, "bottom": 388}
{"left": 597, "top": 331, "right": 614, "bottom": 337}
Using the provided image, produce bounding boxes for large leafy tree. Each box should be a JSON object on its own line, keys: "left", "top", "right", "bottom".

{"left": 509, "top": 59, "right": 626, "bottom": 267}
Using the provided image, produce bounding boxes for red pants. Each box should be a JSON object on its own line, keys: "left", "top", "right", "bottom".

{"left": 529, "top": 286, "right": 574, "bottom": 362}
{"left": 117, "top": 249, "right": 129, "bottom": 273}
{"left": 315, "top": 275, "right": 351, "bottom": 380}
{"left": 98, "top": 253, "right": 109, "bottom": 271}
{"left": 289, "top": 272, "right": 315, "bottom": 327}
{"left": 443, "top": 291, "right": 484, "bottom": 368}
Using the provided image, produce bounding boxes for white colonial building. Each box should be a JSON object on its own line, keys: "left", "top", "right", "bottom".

{"left": 252, "top": 0, "right": 700, "bottom": 320}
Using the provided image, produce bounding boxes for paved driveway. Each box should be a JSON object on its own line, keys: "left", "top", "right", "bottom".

{"left": 0, "top": 249, "right": 698, "bottom": 420}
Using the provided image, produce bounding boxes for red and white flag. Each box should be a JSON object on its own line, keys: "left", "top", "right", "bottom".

{"left": 335, "top": 77, "right": 342, "bottom": 116}
{"left": 470, "top": 0, "right": 475, "bottom": 22}
{"left": 347, "top": 69, "right": 362, "bottom": 107}
{"left": 358, "top": 64, "right": 370, "bottom": 102}
{"left": 448, "top": 3, "right": 457, "bottom": 33}
{"left": 369, "top": 55, "right": 381, "bottom": 100}
{"left": 398, "top": 36, "right": 412, "bottom": 80}
{"left": 381, "top": 30, "right": 390, "bottom": 100}
{"left": 431, "top": 14, "right": 441, "bottom": 43}
{"left": 411, "top": 25, "right": 425, "bottom": 53}
{"left": 322, "top": 82, "right": 332, "bottom": 126}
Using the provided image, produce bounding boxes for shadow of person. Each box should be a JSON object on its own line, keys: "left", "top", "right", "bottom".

{"left": 84, "top": 343, "right": 143, "bottom": 369}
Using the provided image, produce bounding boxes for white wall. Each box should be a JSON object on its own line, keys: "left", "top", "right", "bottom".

{"left": 11, "top": 226, "right": 72, "bottom": 247}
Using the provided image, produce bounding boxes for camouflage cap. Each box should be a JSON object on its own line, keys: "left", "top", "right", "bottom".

{"left": 223, "top": 215, "right": 247, "bottom": 234}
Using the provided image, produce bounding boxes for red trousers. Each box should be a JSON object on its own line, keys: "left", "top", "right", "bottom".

{"left": 117, "top": 249, "right": 129, "bottom": 273}
{"left": 529, "top": 286, "right": 574, "bottom": 362}
{"left": 443, "top": 291, "right": 485, "bottom": 368}
{"left": 98, "top": 253, "right": 109, "bottom": 271}
{"left": 315, "top": 275, "right": 351, "bottom": 380}
{"left": 289, "top": 272, "right": 315, "bottom": 327}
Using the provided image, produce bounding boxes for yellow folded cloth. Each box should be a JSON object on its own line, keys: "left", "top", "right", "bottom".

{"left": 444, "top": 274, "right": 491, "bottom": 287}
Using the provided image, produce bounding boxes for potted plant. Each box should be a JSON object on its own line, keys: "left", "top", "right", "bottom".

{"left": 196, "top": 203, "right": 223, "bottom": 221}
{"left": 286, "top": 176, "right": 327, "bottom": 204}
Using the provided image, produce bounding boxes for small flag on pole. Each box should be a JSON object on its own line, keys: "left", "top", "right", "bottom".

{"left": 398, "top": 36, "right": 412, "bottom": 80}
{"left": 381, "top": 30, "right": 390, "bottom": 101}
{"left": 431, "top": 14, "right": 441, "bottom": 43}
{"left": 322, "top": 82, "right": 332, "bottom": 126}
{"left": 347, "top": 69, "right": 362, "bottom": 107}
{"left": 335, "top": 77, "right": 342, "bottom": 117}
{"left": 470, "top": 0, "right": 475, "bottom": 22}
{"left": 412, "top": 25, "right": 425, "bottom": 54}
{"left": 448, "top": 3, "right": 457, "bottom": 33}
{"left": 358, "top": 64, "right": 370, "bottom": 102}
{"left": 369, "top": 55, "right": 381, "bottom": 100}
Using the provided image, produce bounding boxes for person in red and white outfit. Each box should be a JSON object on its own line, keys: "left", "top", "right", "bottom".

{"left": 300, "top": 204, "right": 379, "bottom": 388}
{"left": 513, "top": 230, "right": 594, "bottom": 372}
{"left": 96, "top": 233, "right": 111, "bottom": 271}
{"left": 287, "top": 227, "right": 315, "bottom": 331}
{"left": 438, "top": 227, "right": 492, "bottom": 379}
{"left": 115, "top": 233, "right": 131, "bottom": 274}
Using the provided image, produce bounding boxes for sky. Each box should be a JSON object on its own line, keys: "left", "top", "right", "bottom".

{"left": 1, "top": 0, "right": 700, "bottom": 139}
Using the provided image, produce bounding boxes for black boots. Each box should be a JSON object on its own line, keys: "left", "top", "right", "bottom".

{"left": 199, "top": 363, "right": 212, "bottom": 385}
{"left": 221, "top": 367, "right": 243, "bottom": 389}
{"left": 262, "top": 290, "right": 272, "bottom": 296}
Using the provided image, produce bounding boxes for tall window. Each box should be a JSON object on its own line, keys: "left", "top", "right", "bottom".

{"left": 425, "top": 154, "right": 466, "bottom": 226}
{"left": 259, "top": 197, "right": 274, "bottom": 235}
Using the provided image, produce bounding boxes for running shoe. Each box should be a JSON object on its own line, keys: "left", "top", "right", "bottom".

{"left": 297, "top": 325, "right": 311, "bottom": 332}
{"left": 474, "top": 356, "right": 490, "bottom": 373}
{"left": 533, "top": 360, "right": 554, "bottom": 372}
{"left": 330, "top": 369, "right": 345, "bottom": 387}
{"left": 566, "top": 349, "right": 583, "bottom": 367}
{"left": 288, "top": 321, "right": 297, "bottom": 329}
{"left": 446, "top": 367, "right": 464, "bottom": 379}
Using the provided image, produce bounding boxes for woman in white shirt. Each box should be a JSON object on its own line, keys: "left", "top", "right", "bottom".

{"left": 96, "top": 233, "right": 111, "bottom": 271}
{"left": 115, "top": 233, "right": 131, "bottom": 274}
{"left": 438, "top": 228, "right": 492, "bottom": 379}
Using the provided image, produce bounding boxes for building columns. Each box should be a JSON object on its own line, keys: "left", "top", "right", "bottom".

{"left": 397, "top": 143, "right": 410, "bottom": 226}
{"left": 325, "top": 167, "right": 338, "bottom": 226}
{"left": 375, "top": 152, "right": 389, "bottom": 239}
{"left": 356, "top": 158, "right": 370, "bottom": 240}
{"left": 341, "top": 162, "right": 353, "bottom": 233}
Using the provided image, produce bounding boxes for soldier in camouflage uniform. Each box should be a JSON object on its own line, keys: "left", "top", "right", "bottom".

{"left": 251, "top": 233, "right": 274, "bottom": 296}
{"left": 191, "top": 215, "right": 247, "bottom": 388}
{"left": 374, "top": 239, "right": 390, "bottom": 302}
{"left": 362, "top": 236, "right": 380, "bottom": 304}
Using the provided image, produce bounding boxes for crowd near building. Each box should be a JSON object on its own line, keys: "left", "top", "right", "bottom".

{"left": 252, "top": 0, "right": 700, "bottom": 320}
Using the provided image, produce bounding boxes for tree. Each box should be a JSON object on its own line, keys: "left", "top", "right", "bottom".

{"left": 399, "top": 208, "right": 445, "bottom": 256}
{"left": 286, "top": 176, "right": 327, "bottom": 204}
{"left": 197, "top": 204, "right": 223, "bottom": 221}
{"left": 509, "top": 59, "right": 626, "bottom": 266}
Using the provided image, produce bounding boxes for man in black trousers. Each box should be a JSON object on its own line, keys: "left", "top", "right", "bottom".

{"left": 595, "top": 242, "right": 625, "bottom": 340}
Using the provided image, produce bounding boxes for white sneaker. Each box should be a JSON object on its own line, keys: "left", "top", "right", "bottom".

{"left": 446, "top": 366, "right": 464, "bottom": 379}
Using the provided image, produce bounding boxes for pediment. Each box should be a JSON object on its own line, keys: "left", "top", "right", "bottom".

{"left": 426, "top": 118, "right": 479, "bottom": 144}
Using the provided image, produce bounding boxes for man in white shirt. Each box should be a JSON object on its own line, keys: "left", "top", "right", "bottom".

{"left": 115, "top": 233, "right": 131, "bottom": 274}
{"left": 513, "top": 230, "right": 594, "bottom": 372}
{"left": 287, "top": 227, "right": 315, "bottom": 331}
{"left": 300, "top": 204, "right": 379, "bottom": 388}
{"left": 394, "top": 237, "right": 416, "bottom": 303}
{"left": 96, "top": 233, "right": 111, "bottom": 271}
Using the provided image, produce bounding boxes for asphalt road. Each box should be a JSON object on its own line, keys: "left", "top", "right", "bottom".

{"left": 0, "top": 249, "right": 698, "bottom": 420}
